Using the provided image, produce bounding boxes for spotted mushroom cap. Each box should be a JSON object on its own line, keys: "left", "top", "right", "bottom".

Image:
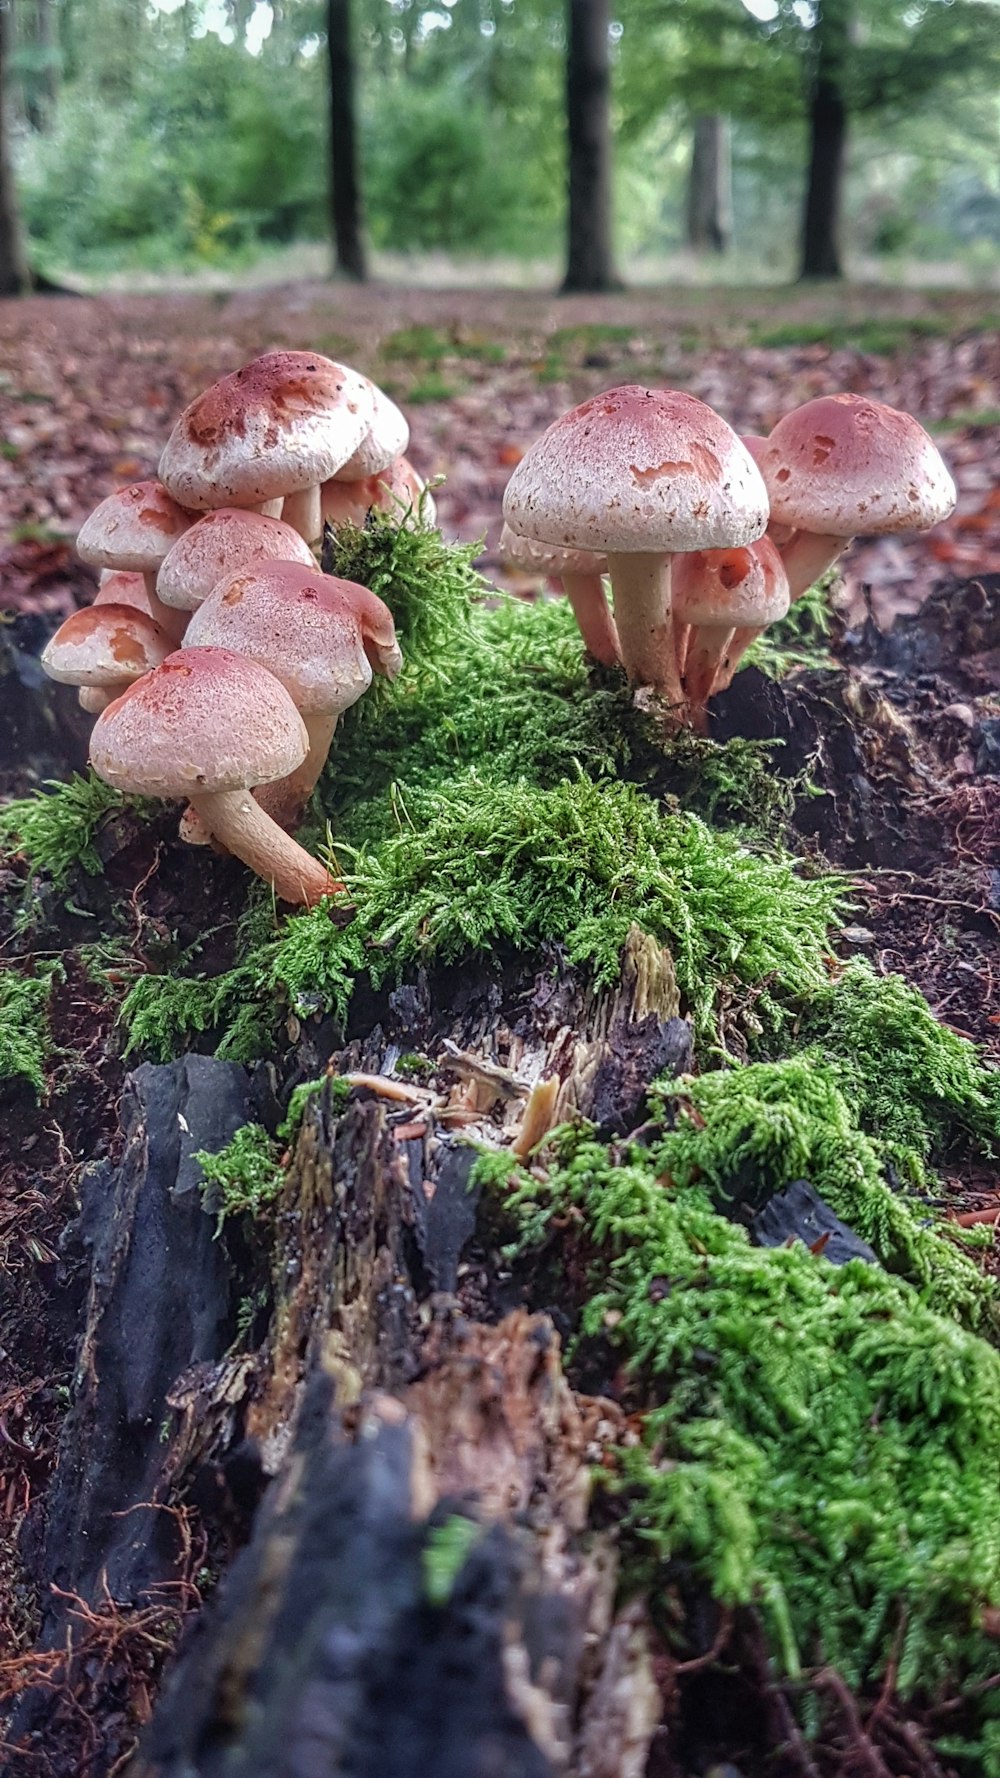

{"left": 184, "top": 563, "right": 388, "bottom": 717}
{"left": 333, "top": 380, "right": 410, "bottom": 480}
{"left": 90, "top": 648, "right": 308, "bottom": 799}
{"left": 158, "top": 352, "right": 374, "bottom": 511}
{"left": 757, "top": 394, "right": 957, "bottom": 537}
{"left": 95, "top": 570, "right": 157, "bottom": 617}
{"left": 156, "top": 509, "right": 316, "bottom": 611}
{"left": 320, "top": 455, "right": 433, "bottom": 530}
{"left": 672, "top": 535, "right": 790, "bottom": 629}
{"left": 76, "top": 481, "right": 194, "bottom": 572}
{"left": 503, "top": 386, "right": 768, "bottom": 555}
{"left": 499, "top": 521, "right": 607, "bottom": 578}
{"left": 41, "top": 605, "right": 173, "bottom": 687}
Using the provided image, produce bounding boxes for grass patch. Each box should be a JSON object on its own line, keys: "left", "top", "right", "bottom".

{"left": 751, "top": 315, "right": 953, "bottom": 353}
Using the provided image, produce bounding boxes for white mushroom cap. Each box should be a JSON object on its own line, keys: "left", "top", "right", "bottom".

{"left": 503, "top": 386, "right": 768, "bottom": 555}
{"left": 320, "top": 455, "right": 433, "bottom": 530}
{"left": 90, "top": 648, "right": 308, "bottom": 799}
{"left": 95, "top": 570, "right": 157, "bottom": 617}
{"left": 757, "top": 394, "right": 957, "bottom": 536}
{"left": 42, "top": 605, "right": 173, "bottom": 687}
{"left": 158, "top": 352, "right": 375, "bottom": 511}
{"left": 77, "top": 481, "right": 193, "bottom": 571}
{"left": 183, "top": 563, "right": 376, "bottom": 718}
{"left": 499, "top": 522, "right": 607, "bottom": 578}
{"left": 156, "top": 509, "right": 316, "bottom": 611}
{"left": 672, "top": 536, "right": 790, "bottom": 629}
{"left": 333, "top": 380, "right": 409, "bottom": 480}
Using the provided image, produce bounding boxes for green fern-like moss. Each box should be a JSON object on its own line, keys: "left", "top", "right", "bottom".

{"left": 0, "top": 773, "right": 127, "bottom": 888}
{"left": 0, "top": 962, "right": 61, "bottom": 1096}
{"left": 195, "top": 1122, "right": 284, "bottom": 1230}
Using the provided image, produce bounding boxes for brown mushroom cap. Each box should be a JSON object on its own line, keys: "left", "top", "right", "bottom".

{"left": 499, "top": 522, "right": 607, "bottom": 578}
{"left": 333, "top": 380, "right": 409, "bottom": 480}
{"left": 672, "top": 536, "right": 790, "bottom": 630}
{"left": 158, "top": 351, "right": 374, "bottom": 511}
{"left": 183, "top": 563, "right": 376, "bottom": 717}
{"left": 757, "top": 394, "right": 956, "bottom": 536}
{"left": 95, "top": 570, "right": 157, "bottom": 617}
{"left": 42, "top": 605, "right": 173, "bottom": 687}
{"left": 90, "top": 648, "right": 308, "bottom": 799}
{"left": 156, "top": 509, "right": 316, "bottom": 611}
{"left": 503, "top": 386, "right": 768, "bottom": 555}
{"left": 320, "top": 455, "right": 432, "bottom": 530}
{"left": 77, "top": 481, "right": 194, "bottom": 572}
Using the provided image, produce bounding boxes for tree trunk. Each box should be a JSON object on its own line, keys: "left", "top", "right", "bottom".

{"left": 799, "top": 0, "right": 850, "bottom": 280}
{"left": 562, "top": 0, "right": 619, "bottom": 293}
{"left": 326, "top": 0, "right": 368, "bottom": 283}
{"left": 0, "top": 0, "right": 31, "bottom": 295}
{"left": 686, "top": 114, "right": 732, "bottom": 254}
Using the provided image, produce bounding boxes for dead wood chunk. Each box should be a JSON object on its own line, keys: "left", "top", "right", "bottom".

{"left": 750, "top": 1179, "right": 877, "bottom": 1267}
{"left": 845, "top": 571, "right": 1000, "bottom": 685}
{"left": 587, "top": 1014, "right": 692, "bottom": 1137}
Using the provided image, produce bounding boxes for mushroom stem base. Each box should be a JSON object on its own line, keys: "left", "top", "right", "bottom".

{"left": 190, "top": 788, "right": 338, "bottom": 907}
{"left": 560, "top": 572, "right": 621, "bottom": 668}
{"left": 606, "top": 552, "right": 683, "bottom": 710}
{"left": 282, "top": 485, "right": 322, "bottom": 548}
{"left": 684, "top": 624, "right": 735, "bottom": 730}
{"left": 255, "top": 711, "right": 339, "bottom": 831}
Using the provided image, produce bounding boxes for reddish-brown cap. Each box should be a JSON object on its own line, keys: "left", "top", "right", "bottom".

{"left": 95, "top": 570, "right": 157, "bottom": 617}
{"left": 159, "top": 352, "right": 374, "bottom": 510}
{"left": 90, "top": 648, "right": 308, "bottom": 798}
{"left": 757, "top": 394, "right": 956, "bottom": 536}
{"left": 672, "top": 535, "right": 790, "bottom": 630}
{"left": 183, "top": 563, "right": 394, "bottom": 715}
{"left": 320, "top": 455, "right": 433, "bottom": 530}
{"left": 156, "top": 508, "right": 316, "bottom": 611}
{"left": 503, "top": 386, "right": 768, "bottom": 554}
{"left": 42, "top": 605, "right": 173, "bottom": 687}
{"left": 333, "top": 380, "right": 409, "bottom": 480}
{"left": 77, "top": 481, "right": 194, "bottom": 571}
{"left": 499, "top": 521, "right": 607, "bottom": 578}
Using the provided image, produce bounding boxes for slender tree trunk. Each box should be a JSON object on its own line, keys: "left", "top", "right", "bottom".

{"left": 326, "top": 0, "right": 367, "bottom": 282}
{"left": 686, "top": 114, "right": 732, "bottom": 254}
{"left": 0, "top": 0, "right": 31, "bottom": 295}
{"left": 562, "top": 0, "right": 619, "bottom": 293}
{"left": 800, "top": 0, "right": 850, "bottom": 279}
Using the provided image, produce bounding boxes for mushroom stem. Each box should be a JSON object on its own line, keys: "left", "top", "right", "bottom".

{"left": 673, "top": 608, "right": 691, "bottom": 677}
{"left": 141, "top": 571, "right": 190, "bottom": 643}
{"left": 190, "top": 788, "right": 339, "bottom": 907}
{"left": 778, "top": 530, "right": 847, "bottom": 602}
{"left": 254, "top": 711, "right": 339, "bottom": 831}
{"left": 79, "top": 687, "right": 112, "bottom": 714}
{"left": 258, "top": 499, "right": 284, "bottom": 519}
{"left": 281, "top": 485, "right": 322, "bottom": 546}
{"left": 605, "top": 551, "right": 683, "bottom": 707}
{"left": 560, "top": 571, "right": 622, "bottom": 668}
{"left": 683, "top": 625, "right": 736, "bottom": 730}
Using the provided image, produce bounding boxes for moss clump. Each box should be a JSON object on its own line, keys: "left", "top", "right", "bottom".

{"left": 650, "top": 1059, "right": 996, "bottom": 1329}
{"left": 195, "top": 1123, "right": 283, "bottom": 1230}
{"left": 0, "top": 963, "right": 61, "bottom": 1096}
{"left": 0, "top": 773, "right": 127, "bottom": 889}
{"left": 422, "top": 1515, "right": 482, "bottom": 1607}
{"left": 480, "top": 1129, "right": 1000, "bottom": 1726}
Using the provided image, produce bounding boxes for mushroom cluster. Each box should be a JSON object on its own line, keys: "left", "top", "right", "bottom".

{"left": 502, "top": 386, "right": 956, "bottom": 727}
{"left": 44, "top": 350, "right": 431, "bottom": 907}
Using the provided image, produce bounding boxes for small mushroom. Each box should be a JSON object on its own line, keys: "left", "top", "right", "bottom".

{"left": 76, "top": 481, "right": 194, "bottom": 641}
{"left": 156, "top": 509, "right": 315, "bottom": 613}
{"left": 755, "top": 394, "right": 956, "bottom": 600}
{"left": 183, "top": 561, "right": 399, "bottom": 827}
{"left": 90, "top": 649, "right": 339, "bottom": 907}
{"left": 42, "top": 604, "right": 174, "bottom": 715}
{"left": 330, "top": 379, "right": 409, "bottom": 480}
{"left": 499, "top": 521, "right": 620, "bottom": 668}
{"left": 503, "top": 386, "right": 767, "bottom": 713}
{"left": 159, "top": 351, "right": 374, "bottom": 545}
{"left": 320, "top": 455, "right": 434, "bottom": 531}
{"left": 95, "top": 569, "right": 158, "bottom": 616}
{"left": 673, "top": 538, "right": 790, "bottom": 728}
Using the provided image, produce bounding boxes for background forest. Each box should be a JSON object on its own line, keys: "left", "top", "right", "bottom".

{"left": 4, "top": 0, "right": 1000, "bottom": 290}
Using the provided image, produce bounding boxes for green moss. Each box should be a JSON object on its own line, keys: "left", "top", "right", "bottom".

{"left": 194, "top": 1123, "right": 283, "bottom": 1230}
{"left": 745, "top": 575, "right": 835, "bottom": 678}
{"left": 422, "top": 1515, "right": 483, "bottom": 1606}
{"left": 0, "top": 962, "right": 61, "bottom": 1096}
{"left": 480, "top": 1129, "right": 1000, "bottom": 1728}
{"left": 0, "top": 773, "right": 128, "bottom": 889}
{"left": 650, "top": 1059, "right": 996, "bottom": 1329}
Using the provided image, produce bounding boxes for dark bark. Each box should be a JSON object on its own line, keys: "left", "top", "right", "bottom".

{"left": 0, "top": 1, "right": 31, "bottom": 294}
{"left": 562, "top": 0, "right": 619, "bottom": 293}
{"left": 326, "top": 0, "right": 368, "bottom": 282}
{"left": 686, "top": 114, "right": 732, "bottom": 255}
{"left": 799, "top": 0, "right": 851, "bottom": 280}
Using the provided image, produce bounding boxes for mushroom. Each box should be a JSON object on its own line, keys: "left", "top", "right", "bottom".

{"left": 498, "top": 521, "right": 620, "bottom": 668}
{"left": 674, "top": 537, "right": 790, "bottom": 728}
{"left": 90, "top": 649, "right": 339, "bottom": 907}
{"left": 502, "top": 386, "right": 768, "bottom": 711}
{"left": 42, "top": 604, "right": 174, "bottom": 717}
{"left": 755, "top": 394, "right": 957, "bottom": 600}
{"left": 95, "top": 569, "right": 158, "bottom": 615}
{"left": 320, "top": 455, "right": 434, "bottom": 531}
{"left": 76, "top": 481, "right": 193, "bottom": 642}
{"left": 156, "top": 509, "right": 316, "bottom": 613}
{"left": 330, "top": 379, "right": 409, "bottom": 480}
{"left": 159, "top": 351, "right": 374, "bottom": 545}
{"left": 183, "top": 561, "right": 400, "bottom": 827}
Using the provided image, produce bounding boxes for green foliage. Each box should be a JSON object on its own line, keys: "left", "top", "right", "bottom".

{"left": 0, "top": 963, "right": 61, "bottom": 1097}
{"left": 195, "top": 1123, "right": 284, "bottom": 1231}
{"left": 0, "top": 774, "right": 127, "bottom": 890}
{"left": 650, "top": 1059, "right": 997, "bottom": 1328}
{"left": 485, "top": 1128, "right": 1000, "bottom": 1714}
{"left": 422, "top": 1515, "right": 482, "bottom": 1607}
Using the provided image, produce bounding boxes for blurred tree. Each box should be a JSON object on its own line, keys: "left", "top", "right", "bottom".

{"left": 327, "top": 0, "right": 367, "bottom": 278}
{"left": 0, "top": 0, "right": 31, "bottom": 291}
{"left": 686, "top": 114, "right": 732, "bottom": 253}
{"left": 563, "top": 0, "right": 619, "bottom": 289}
{"left": 12, "top": 0, "right": 59, "bottom": 130}
{"left": 800, "top": 0, "right": 850, "bottom": 277}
